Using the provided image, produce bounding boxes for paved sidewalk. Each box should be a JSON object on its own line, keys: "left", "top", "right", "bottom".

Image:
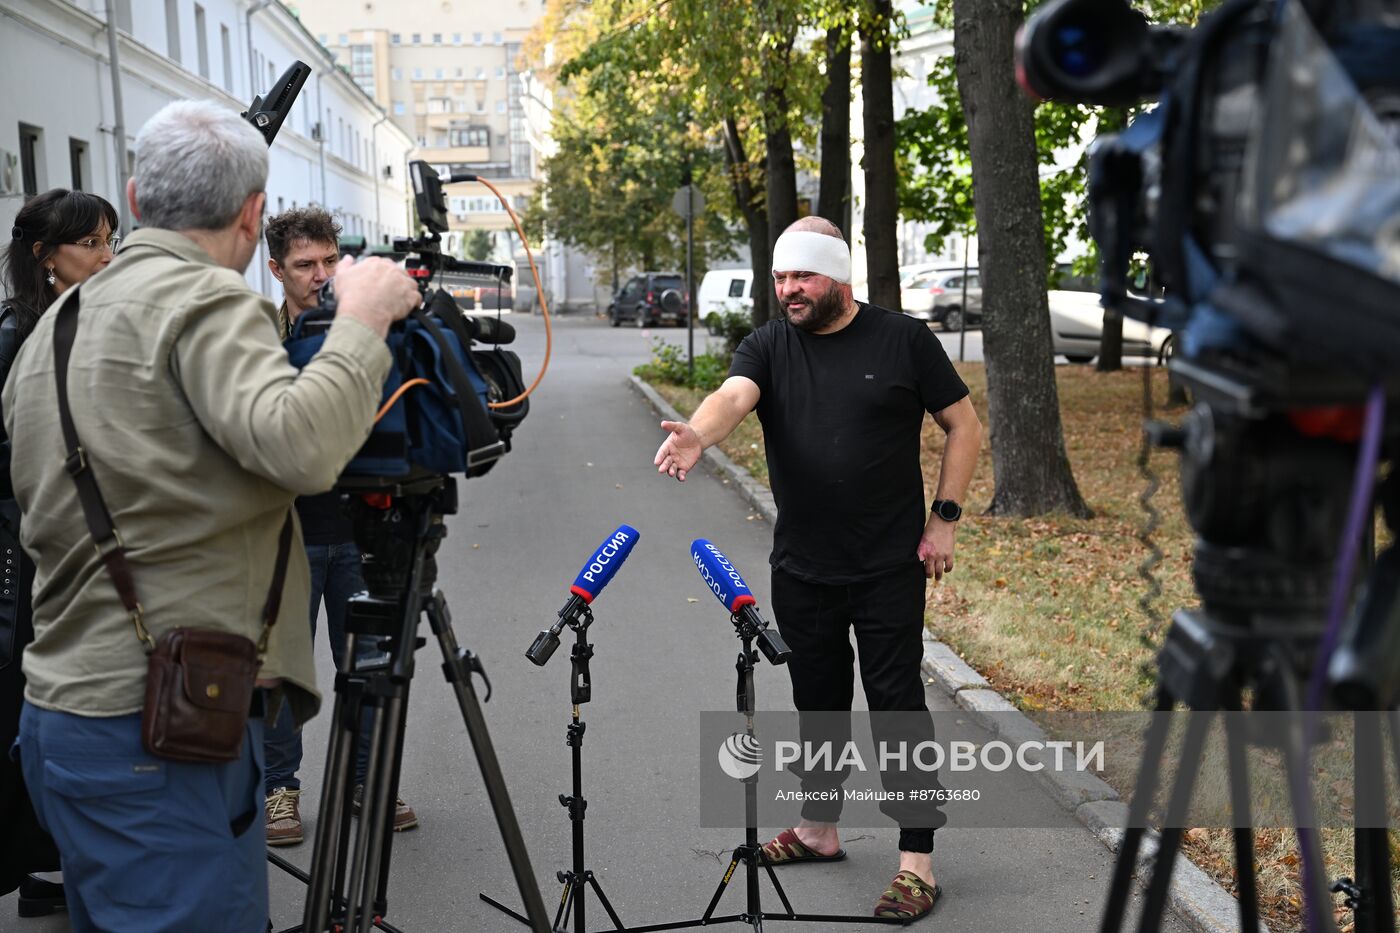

{"left": 0, "top": 315, "right": 1192, "bottom": 932}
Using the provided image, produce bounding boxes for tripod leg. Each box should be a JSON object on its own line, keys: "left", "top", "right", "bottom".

{"left": 554, "top": 877, "right": 576, "bottom": 932}
{"left": 344, "top": 686, "right": 399, "bottom": 933}
{"left": 584, "top": 872, "right": 626, "bottom": 930}
{"left": 1353, "top": 712, "right": 1395, "bottom": 933}
{"left": 303, "top": 668, "right": 368, "bottom": 932}
{"left": 1100, "top": 690, "right": 1175, "bottom": 933}
{"left": 1274, "top": 665, "right": 1339, "bottom": 933}
{"left": 758, "top": 856, "right": 795, "bottom": 917}
{"left": 701, "top": 851, "right": 743, "bottom": 921}
{"left": 1222, "top": 705, "right": 1259, "bottom": 933}
{"left": 1136, "top": 709, "right": 1215, "bottom": 933}
{"left": 425, "top": 591, "right": 552, "bottom": 933}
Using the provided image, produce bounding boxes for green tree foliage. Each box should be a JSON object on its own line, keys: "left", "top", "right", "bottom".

{"left": 525, "top": 0, "right": 851, "bottom": 320}
{"left": 897, "top": 0, "right": 1216, "bottom": 278}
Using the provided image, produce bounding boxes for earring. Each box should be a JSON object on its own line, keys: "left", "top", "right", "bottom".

{"left": 46, "top": 268, "right": 55, "bottom": 286}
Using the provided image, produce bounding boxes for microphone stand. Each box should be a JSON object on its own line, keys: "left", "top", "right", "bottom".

{"left": 625, "top": 612, "right": 906, "bottom": 932}
{"left": 482, "top": 602, "right": 627, "bottom": 932}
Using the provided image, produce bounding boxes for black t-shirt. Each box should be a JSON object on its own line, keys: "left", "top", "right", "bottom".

{"left": 728, "top": 303, "right": 968, "bottom": 584}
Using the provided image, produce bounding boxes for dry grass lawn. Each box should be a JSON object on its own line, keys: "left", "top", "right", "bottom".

{"left": 651, "top": 361, "right": 1398, "bottom": 933}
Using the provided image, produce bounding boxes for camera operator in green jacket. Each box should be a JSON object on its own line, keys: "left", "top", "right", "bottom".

{"left": 2, "top": 100, "right": 420, "bottom": 932}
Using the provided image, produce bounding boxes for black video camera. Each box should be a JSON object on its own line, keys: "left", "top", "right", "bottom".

{"left": 1019, "top": 0, "right": 1400, "bottom": 705}
{"left": 1020, "top": 0, "right": 1400, "bottom": 377}
{"left": 289, "top": 159, "right": 529, "bottom": 482}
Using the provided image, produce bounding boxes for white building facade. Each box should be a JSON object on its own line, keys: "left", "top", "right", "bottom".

{"left": 0, "top": 0, "right": 414, "bottom": 297}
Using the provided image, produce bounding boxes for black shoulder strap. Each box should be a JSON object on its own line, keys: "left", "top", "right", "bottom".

{"left": 52, "top": 286, "right": 292, "bottom": 651}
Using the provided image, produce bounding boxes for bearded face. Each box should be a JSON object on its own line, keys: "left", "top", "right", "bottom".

{"left": 781, "top": 275, "right": 848, "bottom": 333}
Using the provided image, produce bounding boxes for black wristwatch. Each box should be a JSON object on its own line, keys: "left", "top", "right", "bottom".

{"left": 931, "top": 499, "right": 962, "bottom": 522}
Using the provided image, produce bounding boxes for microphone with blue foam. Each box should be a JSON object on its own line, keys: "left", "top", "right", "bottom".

{"left": 691, "top": 539, "right": 791, "bottom": 665}
{"left": 527, "top": 524, "right": 640, "bottom": 666}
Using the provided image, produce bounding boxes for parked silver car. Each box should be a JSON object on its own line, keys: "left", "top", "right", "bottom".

{"left": 1048, "top": 273, "right": 1172, "bottom": 364}
{"left": 900, "top": 267, "right": 982, "bottom": 331}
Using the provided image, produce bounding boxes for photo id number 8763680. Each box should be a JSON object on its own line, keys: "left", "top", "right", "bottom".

{"left": 909, "top": 788, "right": 980, "bottom": 802}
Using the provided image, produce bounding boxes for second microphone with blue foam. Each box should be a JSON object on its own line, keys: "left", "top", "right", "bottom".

{"left": 690, "top": 539, "right": 791, "bottom": 665}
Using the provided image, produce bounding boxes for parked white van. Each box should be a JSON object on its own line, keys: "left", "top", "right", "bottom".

{"left": 697, "top": 268, "right": 754, "bottom": 327}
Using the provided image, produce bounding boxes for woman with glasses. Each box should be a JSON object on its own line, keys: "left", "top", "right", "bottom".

{"left": 0, "top": 188, "right": 118, "bottom": 921}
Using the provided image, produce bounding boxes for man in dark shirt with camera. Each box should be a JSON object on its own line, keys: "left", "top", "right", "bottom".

{"left": 262, "top": 207, "right": 419, "bottom": 844}
{"left": 653, "top": 217, "right": 982, "bottom": 921}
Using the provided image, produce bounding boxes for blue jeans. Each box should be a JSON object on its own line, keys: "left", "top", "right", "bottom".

{"left": 17, "top": 704, "right": 267, "bottom": 932}
{"left": 264, "top": 541, "right": 377, "bottom": 793}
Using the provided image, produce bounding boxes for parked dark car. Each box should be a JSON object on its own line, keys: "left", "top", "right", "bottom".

{"left": 609, "top": 272, "right": 689, "bottom": 327}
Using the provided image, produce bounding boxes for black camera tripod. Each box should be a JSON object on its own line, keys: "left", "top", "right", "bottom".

{"left": 269, "top": 473, "right": 551, "bottom": 933}
{"left": 480, "top": 599, "right": 629, "bottom": 932}
{"left": 1100, "top": 358, "right": 1399, "bottom": 933}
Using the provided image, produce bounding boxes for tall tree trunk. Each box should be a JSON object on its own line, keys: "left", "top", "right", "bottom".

{"left": 723, "top": 117, "right": 771, "bottom": 326}
{"left": 954, "top": 0, "right": 1090, "bottom": 518}
{"left": 1098, "top": 310, "right": 1125, "bottom": 370}
{"left": 757, "top": 0, "right": 797, "bottom": 306}
{"left": 860, "top": 0, "right": 900, "bottom": 312}
{"left": 818, "top": 25, "right": 852, "bottom": 241}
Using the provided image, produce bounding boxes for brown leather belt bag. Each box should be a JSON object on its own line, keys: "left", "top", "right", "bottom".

{"left": 53, "top": 287, "right": 292, "bottom": 763}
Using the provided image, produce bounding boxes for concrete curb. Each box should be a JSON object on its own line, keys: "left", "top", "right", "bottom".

{"left": 628, "top": 373, "right": 1265, "bottom": 933}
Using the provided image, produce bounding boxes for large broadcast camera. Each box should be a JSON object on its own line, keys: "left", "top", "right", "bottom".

{"left": 1019, "top": 3, "right": 1399, "bottom": 933}
{"left": 287, "top": 159, "right": 530, "bottom": 483}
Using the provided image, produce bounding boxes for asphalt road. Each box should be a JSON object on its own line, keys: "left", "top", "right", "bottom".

{"left": 0, "top": 311, "right": 1188, "bottom": 933}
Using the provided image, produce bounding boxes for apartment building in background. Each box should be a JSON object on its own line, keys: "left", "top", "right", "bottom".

{"left": 0, "top": 0, "right": 414, "bottom": 298}
{"left": 295, "top": 1, "right": 537, "bottom": 241}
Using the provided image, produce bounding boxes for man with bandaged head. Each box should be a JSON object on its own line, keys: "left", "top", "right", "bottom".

{"left": 654, "top": 217, "right": 982, "bottom": 920}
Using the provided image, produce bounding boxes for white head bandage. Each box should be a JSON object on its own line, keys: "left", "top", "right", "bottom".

{"left": 771, "top": 230, "right": 852, "bottom": 284}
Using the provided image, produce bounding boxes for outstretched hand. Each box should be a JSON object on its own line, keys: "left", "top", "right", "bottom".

{"left": 654, "top": 419, "right": 703, "bottom": 482}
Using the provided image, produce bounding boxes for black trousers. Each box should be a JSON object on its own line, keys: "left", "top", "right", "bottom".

{"left": 771, "top": 561, "right": 945, "bottom": 853}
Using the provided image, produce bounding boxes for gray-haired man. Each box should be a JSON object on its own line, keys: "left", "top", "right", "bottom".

{"left": 4, "top": 100, "right": 419, "bottom": 930}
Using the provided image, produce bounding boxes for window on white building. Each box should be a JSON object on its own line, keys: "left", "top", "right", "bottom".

{"left": 393, "top": 101, "right": 405, "bottom": 115}
{"left": 165, "top": 0, "right": 181, "bottom": 63}
{"left": 411, "top": 33, "right": 421, "bottom": 45}
{"left": 452, "top": 33, "right": 462, "bottom": 45}
{"left": 473, "top": 32, "right": 483, "bottom": 45}
{"left": 194, "top": 5, "right": 209, "bottom": 78}
{"left": 496, "top": 100, "right": 506, "bottom": 113}
{"left": 475, "top": 66, "right": 485, "bottom": 79}
{"left": 412, "top": 67, "right": 422, "bottom": 79}
{"left": 426, "top": 98, "right": 451, "bottom": 114}
{"left": 493, "top": 32, "right": 503, "bottom": 44}
{"left": 18, "top": 124, "right": 43, "bottom": 197}
{"left": 449, "top": 126, "right": 489, "bottom": 147}
{"left": 495, "top": 66, "right": 505, "bottom": 79}
{"left": 220, "top": 24, "right": 233, "bottom": 91}
{"left": 350, "top": 45, "right": 375, "bottom": 97}
{"left": 338, "top": 34, "right": 348, "bottom": 46}
{"left": 113, "top": 0, "right": 133, "bottom": 31}
{"left": 434, "top": 68, "right": 444, "bottom": 79}
{"left": 391, "top": 33, "right": 401, "bottom": 44}
{"left": 69, "top": 138, "right": 88, "bottom": 191}
{"left": 432, "top": 33, "right": 442, "bottom": 44}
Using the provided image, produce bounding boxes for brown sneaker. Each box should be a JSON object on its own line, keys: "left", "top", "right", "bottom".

{"left": 265, "top": 787, "right": 303, "bottom": 847}
{"left": 352, "top": 784, "right": 420, "bottom": 832}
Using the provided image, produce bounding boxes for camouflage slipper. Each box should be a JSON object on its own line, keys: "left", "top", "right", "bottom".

{"left": 873, "top": 871, "right": 941, "bottom": 921}
{"left": 760, "top": 828, "right": 847, "bottom": 864}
